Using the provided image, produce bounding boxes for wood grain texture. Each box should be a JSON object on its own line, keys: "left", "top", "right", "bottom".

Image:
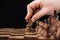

{"left": 0, "top": 28, "right": 55, "bottom": 40}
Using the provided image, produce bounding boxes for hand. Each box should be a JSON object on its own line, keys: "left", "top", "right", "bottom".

{"left": 25, "top": 0, "right": 60, "bottom": 22}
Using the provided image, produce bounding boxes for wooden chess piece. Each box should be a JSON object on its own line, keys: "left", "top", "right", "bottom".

{"left": 36, "top": 20, "right": 48, "bottom": 38}
{"left": 26, "top": 19, "right": 35, "bottom": 33}
{"left": 47, "top": 11, "right": 60, "bottom": 39}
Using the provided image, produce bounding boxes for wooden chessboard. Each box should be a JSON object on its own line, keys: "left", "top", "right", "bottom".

{"left": 0, "top": 28, "right": 55, "bottom": 40}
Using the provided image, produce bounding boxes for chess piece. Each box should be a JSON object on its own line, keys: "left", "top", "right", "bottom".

{"left": 36, "top": 20, "right": 48, "bottom": 38}
{"left": 56, "top": 21, "right": 60, "bottom": 39}
{"left": 26, "top": 19, "right": 35, "bottom": 33}
{"left": 47, "top": 11, "right": 60, "bottom": 39}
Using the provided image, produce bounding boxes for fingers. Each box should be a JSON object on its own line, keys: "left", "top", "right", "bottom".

{"left": 25, "top": 1, "right": 40, "bottom": 21}
{"left": 25, "top": 7, "right": 33, "bottom": 22}
{"left": 48, "top": 11, "right": 54, "bottom": 16}
{"left": 32, "top": 7, "right": 52, "bottom": 22}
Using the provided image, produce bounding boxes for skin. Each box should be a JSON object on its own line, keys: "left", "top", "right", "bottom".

{"left": 25, "top": 0, "right": 60, "bottom": 22}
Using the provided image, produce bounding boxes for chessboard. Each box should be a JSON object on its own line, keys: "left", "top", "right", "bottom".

{"left": 0, "top": 28, "right": 55, "bottom": 40}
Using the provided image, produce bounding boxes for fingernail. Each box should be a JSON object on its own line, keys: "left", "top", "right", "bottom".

{"left": 25, "top": 16, "right": 27, "bottom": 19}
{"left": 25, "top": 17, "right": 28, "bottom": 22}
{"left": 32, "top": 18, "right": 35, "bottom": 22}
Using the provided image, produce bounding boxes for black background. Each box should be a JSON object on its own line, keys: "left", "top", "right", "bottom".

{"left": 0, "top": 0, "right": 32, "bottom": 28}
{"left": 0, "top": 0, "right": 60, "bottom": 28}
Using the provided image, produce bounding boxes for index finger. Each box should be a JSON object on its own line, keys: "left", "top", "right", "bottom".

{"left": 25, "top": 1, "right": 40, "bottom": 21}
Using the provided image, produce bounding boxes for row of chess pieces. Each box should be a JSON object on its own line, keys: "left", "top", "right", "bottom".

{"left": 26, "top": 11, "right": 60, "bottom": 39}
{"left": 0, "top": 11, "right": 60, "bottom": 40}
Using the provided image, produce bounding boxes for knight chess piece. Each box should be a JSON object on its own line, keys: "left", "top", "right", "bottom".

{"left": 36, "top": 20, "right": 48, "bottom": 38}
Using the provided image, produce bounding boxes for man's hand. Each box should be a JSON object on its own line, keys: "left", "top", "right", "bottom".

{"left": 25, "top": 0, "right": 60, "bottom": 22}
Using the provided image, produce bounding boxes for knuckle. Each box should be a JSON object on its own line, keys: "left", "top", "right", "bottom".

{"left": 27, "top": 1, "right": 34, "bottom": 8}
{"left": 27, "top": 5, "right": 29, "bottom": 8}
{"left": 27, "top": 4, "right": 31, "bottom": 8}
